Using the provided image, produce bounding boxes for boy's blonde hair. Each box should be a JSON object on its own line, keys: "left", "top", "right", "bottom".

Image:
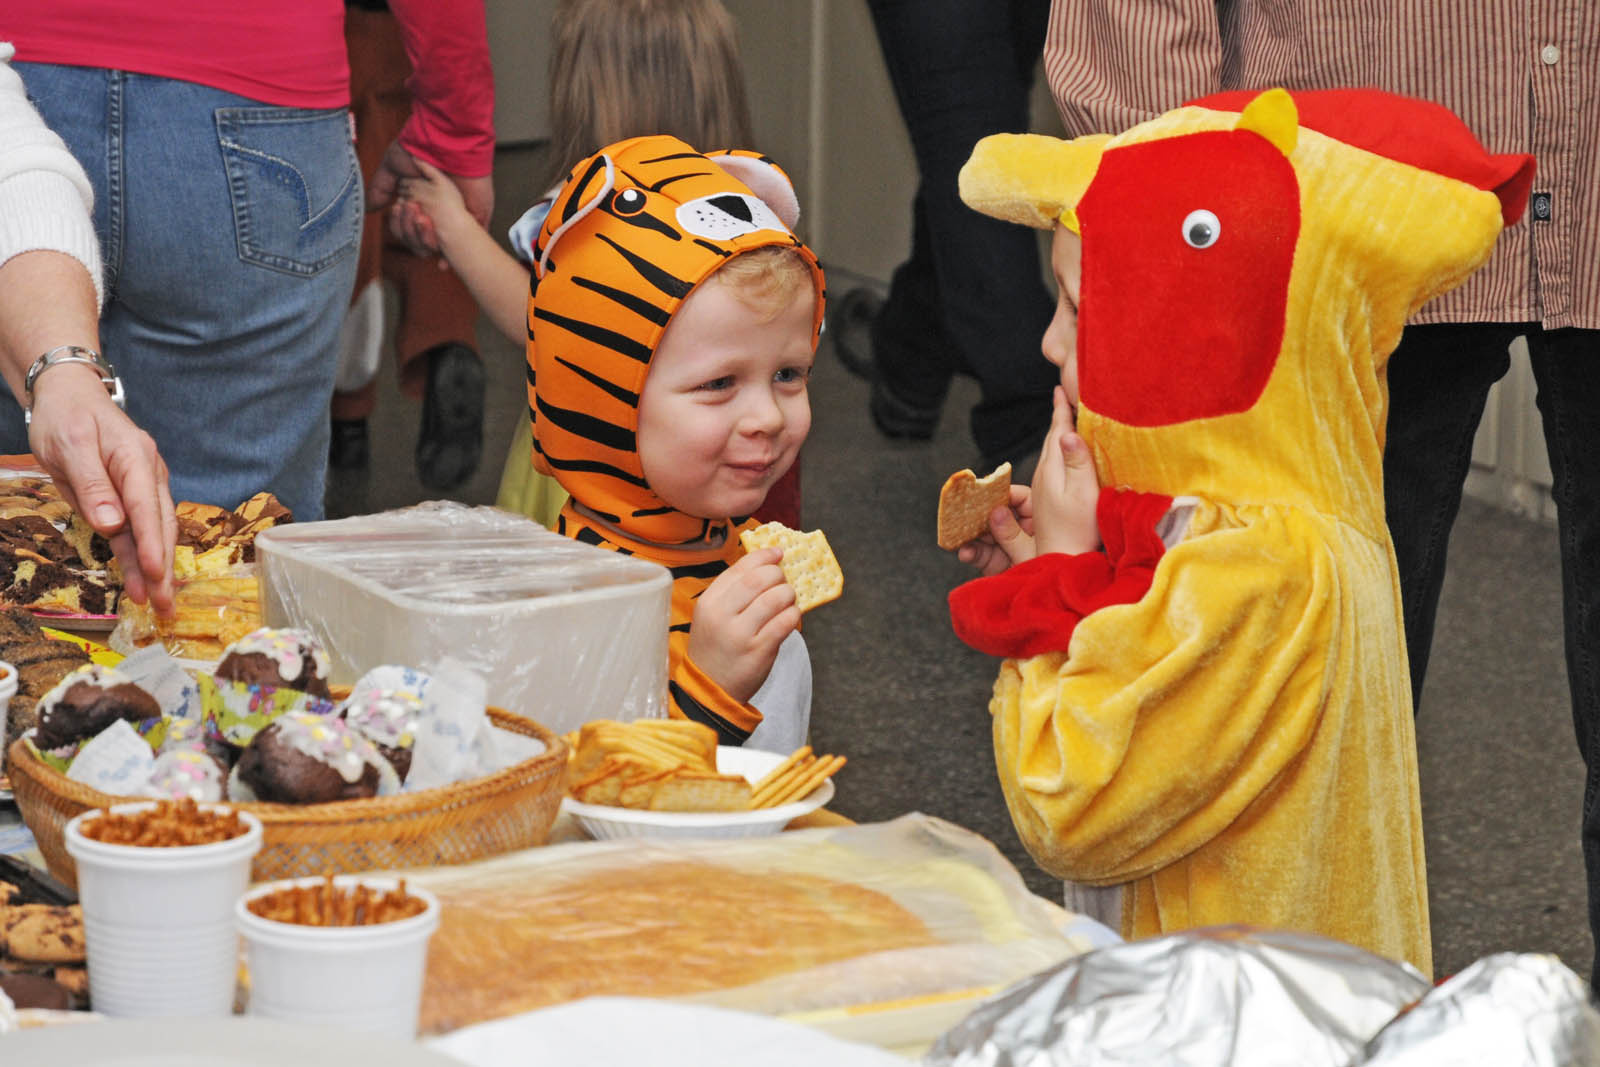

{"left": 547, "top": 0, "right": 753, "bottom": 189}
{"left": 708, "top": 246, "right": 818, "bottom": 323}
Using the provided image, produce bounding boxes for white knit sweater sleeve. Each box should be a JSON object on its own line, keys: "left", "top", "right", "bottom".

{"left": 0, "top": 43, "right": 104, "bottom": 309}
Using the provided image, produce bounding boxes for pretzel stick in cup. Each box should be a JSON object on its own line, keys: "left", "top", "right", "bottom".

{"left": 760, "top": 754, "right": 846, "bottom": 809}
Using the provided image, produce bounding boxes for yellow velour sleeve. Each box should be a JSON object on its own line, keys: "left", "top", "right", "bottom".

{"left": 991, "top": 503, "right": 1334, "bottom": 885}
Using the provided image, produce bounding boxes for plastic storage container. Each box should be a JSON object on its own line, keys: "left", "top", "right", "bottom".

{"left": 254, "top": 503, "right": 670, "bottom": 735}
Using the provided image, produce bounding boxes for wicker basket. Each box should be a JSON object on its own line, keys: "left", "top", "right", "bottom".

{"left": 7, "top": 708, "right": 568, "bottom": 891}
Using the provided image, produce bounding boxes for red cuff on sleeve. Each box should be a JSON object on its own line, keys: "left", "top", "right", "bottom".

{"left": 948, "top": 488, "right": 1175, "bottom": 658}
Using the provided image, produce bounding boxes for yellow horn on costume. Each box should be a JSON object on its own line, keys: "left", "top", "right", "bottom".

{"left": 1235, "top": 88, "right": 1298, "bottom": 158}
{"left": 959, "top": 132, "right": 1111, "bottom": 233}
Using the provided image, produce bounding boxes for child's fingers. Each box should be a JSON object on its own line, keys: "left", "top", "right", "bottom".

{"left": 412, "top": 157, "right": 448, "bottom": 182}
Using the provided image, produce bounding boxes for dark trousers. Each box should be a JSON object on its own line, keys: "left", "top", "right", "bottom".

{"left": 864, "top": 0, "right": 1058, "bottom": 467}
{"left": 1384, "top": 322, "right": 1600, "bottom": 987}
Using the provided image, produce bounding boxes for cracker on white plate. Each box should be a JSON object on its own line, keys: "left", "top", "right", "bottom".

{"left": 738, "top": 522, "right": 843, "bottom": 613}
{"left": 936, "top": 462, "right": 1012, "bottom": 550}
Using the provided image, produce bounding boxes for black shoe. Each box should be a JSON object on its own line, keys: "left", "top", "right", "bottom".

{"left": 869, "top": 377, "right": 939, "bottom": 440}
{"left": 830, "top": 287, "right": 883, "bottom": 381}
{"left": 329, "top": 418, "right": 369, "bottom": 469}
{"left": 415, "top": 341, "right": 485, "bottom": 491}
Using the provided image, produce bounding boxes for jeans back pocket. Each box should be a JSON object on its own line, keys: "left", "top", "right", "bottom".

{"left": 216, "top": 106, "right": 361, "bottom": 277}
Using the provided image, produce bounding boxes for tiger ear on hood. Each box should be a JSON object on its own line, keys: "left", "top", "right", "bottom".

{"left": 706, "top": 150, "right": 801, "bottom": 230}
{"left": 536, "top": 152, "right": 616, "bottom": 278}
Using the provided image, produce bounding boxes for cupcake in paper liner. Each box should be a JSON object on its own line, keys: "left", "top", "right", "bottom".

{"left": 229, "top": 711, "right": 400, "bottom": 804}
{"left": 197, "top": 671, "right": 338, "bottom": 750}
{"left": 340, "top": 686, "right": 423, "bottom": 782}
{"left": 143, "top": 747, "right": 228, "bottom": 803}
{"left": 26, "top": 663, "right": 162, "bottom": 772}
{"left": 214, "top": 626, "right": 332, "bottom": 698}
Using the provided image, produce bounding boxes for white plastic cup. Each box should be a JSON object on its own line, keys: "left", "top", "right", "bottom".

{"left": 0, "top": 659, "right": 17, "bottom": 775}
{"left": 236, "top": 876, "right": 440, "bottom": 1037}
{"left": 63, "top": 802, "right": 262, "bottom": 1018}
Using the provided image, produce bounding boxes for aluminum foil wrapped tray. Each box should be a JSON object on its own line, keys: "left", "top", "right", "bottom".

{"left": 926, "top": 926, "right": 1600, "bottom": 1066}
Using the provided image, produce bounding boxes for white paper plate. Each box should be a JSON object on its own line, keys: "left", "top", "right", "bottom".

{"left": 562, "top": 745, "right": 835, "bottom": 840}
{"left": 0, "top": 1016, "right": 464, "bottom": 1065}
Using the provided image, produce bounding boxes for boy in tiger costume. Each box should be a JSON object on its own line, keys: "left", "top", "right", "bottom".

{"left": 399, "top": 134, "right": 826, "bottom": 750}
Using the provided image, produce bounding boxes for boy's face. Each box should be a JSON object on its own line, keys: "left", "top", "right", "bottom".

{"left": 1041, "top": 224, "right": 1083, "bottom": 406}
{"left": 637, "top": 275, "right": 817, "bottom": 521}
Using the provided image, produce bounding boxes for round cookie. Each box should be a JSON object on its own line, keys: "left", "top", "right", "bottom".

{"left": 232, "top": 712, "right": 396, "bottom": 804}
{"left": 214, "top": 627, "right": 332, "bottom": 698}
{"left": 31, "top": 664, "right": 161, "bottom": 751}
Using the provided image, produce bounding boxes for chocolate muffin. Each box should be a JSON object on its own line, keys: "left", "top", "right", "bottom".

{"left": 214, "top": 627, "right": 331, "bottom": 698}
{"left": 30, "top": 665, "right": 161, "bottom": 751}
{"left": 340, "top": 687, "right": 422, "bottom": 781}
{"left": 233, "top": 712, "right": 391, "bottom": 804}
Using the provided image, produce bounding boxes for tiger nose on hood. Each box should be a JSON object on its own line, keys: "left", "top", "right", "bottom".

{"left": 677, "top": 192, "right": 788, "bottom": 242}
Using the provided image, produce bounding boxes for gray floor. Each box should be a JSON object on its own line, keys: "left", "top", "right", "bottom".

{"left": 327, "top": 146, "right": 1589, "bottom": 985}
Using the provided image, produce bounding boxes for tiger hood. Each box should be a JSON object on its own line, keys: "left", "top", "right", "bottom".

{"left": 527, "top": 134, "right": 826, "bottom": 551}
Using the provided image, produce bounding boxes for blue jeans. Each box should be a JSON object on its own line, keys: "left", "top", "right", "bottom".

{"left": 1384, "top": 322, "right": 1600, "bottom": 987}
{"left": 4, "top": 64, "right": 362, "bottom": 521}
{"left": 863, "top": 0, "right": 1058, "bottom": 467}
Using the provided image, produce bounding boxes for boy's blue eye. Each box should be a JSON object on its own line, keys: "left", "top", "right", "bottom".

{"left": 775, "top": 367, "right": 810, "bottom": 384}
{"left": 698, "top": 376, "right": 734, "bottom": 391}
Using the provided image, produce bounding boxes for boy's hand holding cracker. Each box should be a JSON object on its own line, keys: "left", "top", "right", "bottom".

{"left": 689, "top": 523, "right": 843, "bottom": 703}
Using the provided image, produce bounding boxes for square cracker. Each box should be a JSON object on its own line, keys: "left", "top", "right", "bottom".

{"left": 936, "top": 462, "right": 1012, "bottom": 550}
{"left": 739, "top": 522, "right": 843, "bottom": 613}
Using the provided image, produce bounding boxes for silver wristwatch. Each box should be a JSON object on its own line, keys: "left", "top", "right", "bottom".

{"left": 23, "top": 345, "right": 126, "bottom": 425}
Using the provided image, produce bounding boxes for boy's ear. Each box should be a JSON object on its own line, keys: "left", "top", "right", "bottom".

{"left": 706, "top": 151, "right": 801, "bottom": 230}
{"left": 538, "top": 152, "right": 615, "bottom": 278}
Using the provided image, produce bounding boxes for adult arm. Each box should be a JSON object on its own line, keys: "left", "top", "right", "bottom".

{"left": 0, "top": 45, "right": 175, "bottom": 611}
{"left": 374, "top": 0, "right": 497, "bottom": 248}
{"left": 1044, "top": 0, "right": 1226, "bottom": 136}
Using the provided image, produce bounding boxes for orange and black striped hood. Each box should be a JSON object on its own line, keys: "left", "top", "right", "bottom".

{"left": 527, "top": 134, "right": 826, "bottom": 548}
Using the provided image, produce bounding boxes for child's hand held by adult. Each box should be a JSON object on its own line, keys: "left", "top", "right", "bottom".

{"left": 688, "top": 546, "right": 801, "bottom": 702}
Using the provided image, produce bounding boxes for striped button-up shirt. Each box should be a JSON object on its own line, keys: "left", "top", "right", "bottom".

{"left": 1044, "top": 1, "right": 1600, "bottom": 329}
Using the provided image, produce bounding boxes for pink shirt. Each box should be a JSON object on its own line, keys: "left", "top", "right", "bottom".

{"left": 7, "top": 0, "right": 494, "bottom": 177}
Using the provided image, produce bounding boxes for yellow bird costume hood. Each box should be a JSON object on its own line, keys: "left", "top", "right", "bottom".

{"left": 951, "top": 89, "right": 1533, "bottom": 974}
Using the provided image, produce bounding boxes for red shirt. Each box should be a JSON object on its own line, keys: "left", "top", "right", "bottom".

{"left": 6, "top": 0, "right": 494, "bottom": 177}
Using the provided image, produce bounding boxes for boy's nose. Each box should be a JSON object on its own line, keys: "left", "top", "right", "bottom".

{"left": 740, "top": 388, "right": 787, "bottom": 434}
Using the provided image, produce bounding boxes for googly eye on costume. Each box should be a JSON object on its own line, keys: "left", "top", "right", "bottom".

{"left": 676, "top": 192, "right": 786, "bottom": 242}
{"left": 1182, "top": 208, "right": 1221, "bottom": 249}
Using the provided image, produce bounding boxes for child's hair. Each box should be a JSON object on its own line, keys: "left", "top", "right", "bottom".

{"left": 708, "top": 246, "right": 818, "bottom": 323}
{"left": 546, "top": 0, "right": 753, "bottom": 188}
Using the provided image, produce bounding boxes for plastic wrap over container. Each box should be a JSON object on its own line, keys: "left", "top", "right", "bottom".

{"left": 254, "top": 503, "right": 670, "bottom": 735}
{"left": 399, "top": 813, "right": 1114, "bottom": 1039}
{"left": 925, "top": 926, "right": 1430, "bottom": 1067}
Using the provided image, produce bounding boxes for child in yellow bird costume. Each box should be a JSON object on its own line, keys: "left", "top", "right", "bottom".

{"left": 946, "top": 88, "right": 1535, "bottom": 976}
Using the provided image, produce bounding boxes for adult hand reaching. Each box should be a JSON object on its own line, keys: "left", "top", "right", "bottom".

{"left": 0, "top": 250, "right": 177, "bottom": 615}
{"left": 27, "top": 365, "right": 177, "bottom": 614}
